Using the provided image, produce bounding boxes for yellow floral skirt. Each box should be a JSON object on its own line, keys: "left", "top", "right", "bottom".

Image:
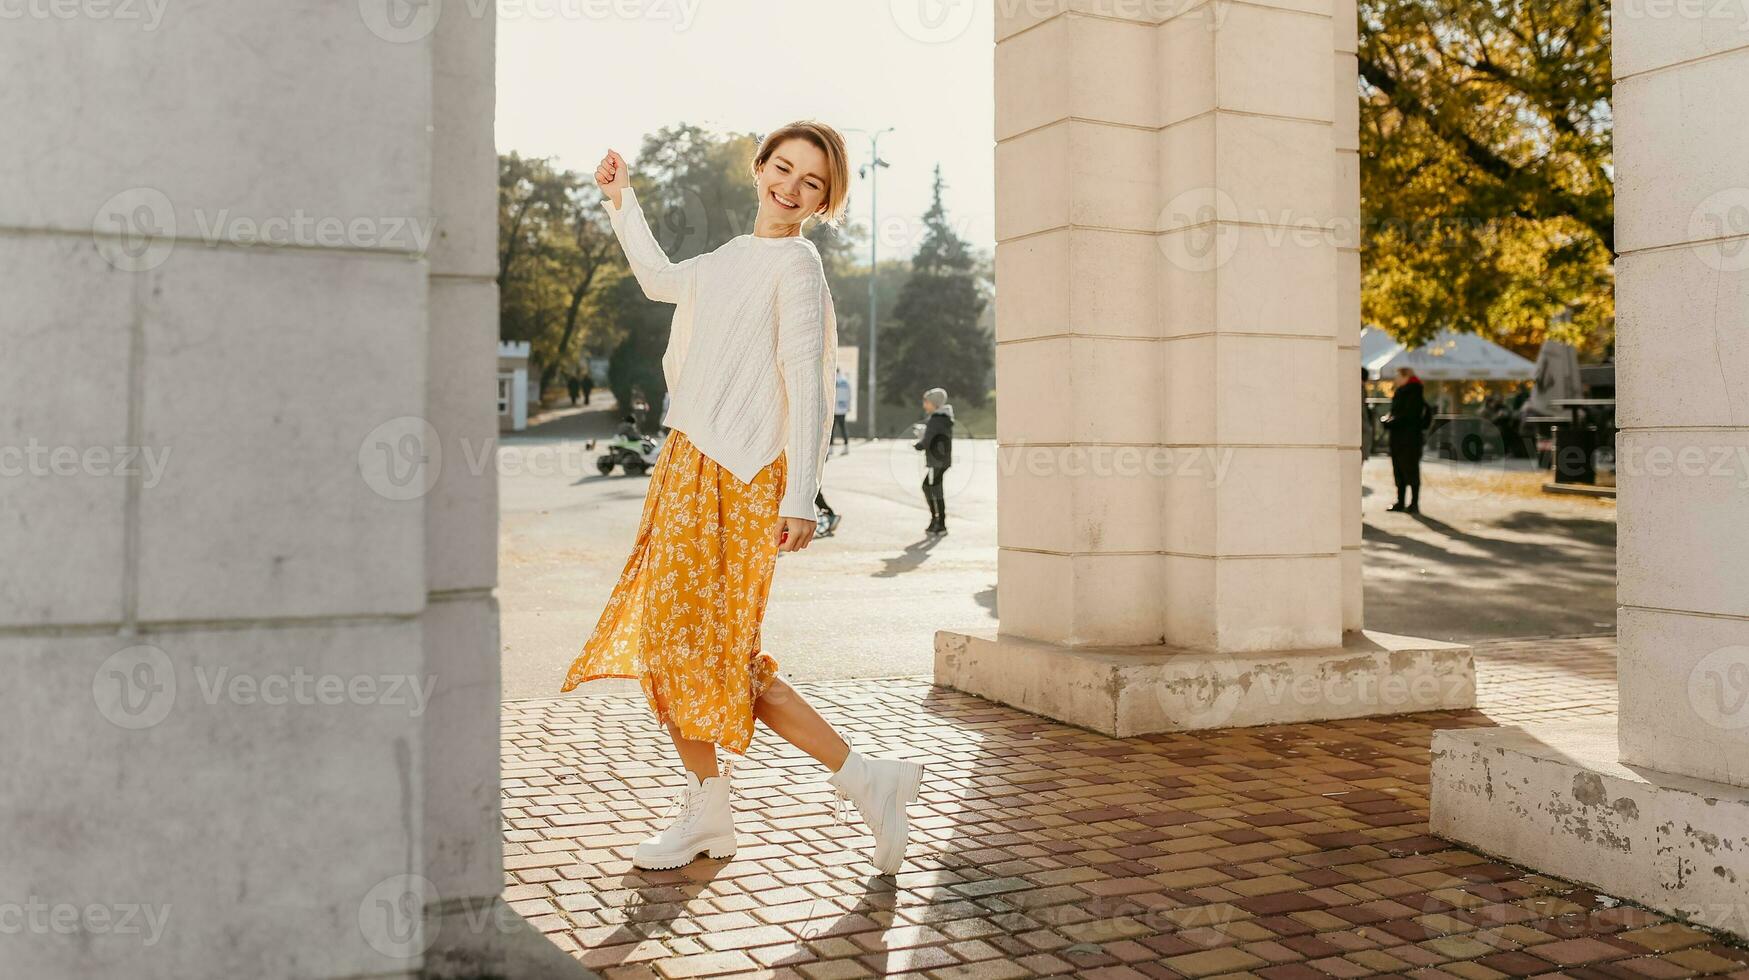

{"left": 562, "top": 429, "right": 784, "bottom": 755}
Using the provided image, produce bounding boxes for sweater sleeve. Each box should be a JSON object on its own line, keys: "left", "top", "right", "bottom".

{"left": 774, "top": 246, "right": 836, "bottom": 522}
{"left": 600, "top": 187, "right": 697, "bottom": 304}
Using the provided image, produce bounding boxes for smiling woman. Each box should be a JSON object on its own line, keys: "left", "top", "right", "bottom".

{"left": 563, "top": 121, "right": 925, "bottom": 878}
{"left": 749, "top": 121, "right": 851, "bottom": 235}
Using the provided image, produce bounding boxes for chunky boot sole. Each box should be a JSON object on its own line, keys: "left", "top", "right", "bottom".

{"left": 631, "top": 834, "right": 737, "bottom": 871}
{"left": 871, "top": 761, "right": 924, "bottom": 874}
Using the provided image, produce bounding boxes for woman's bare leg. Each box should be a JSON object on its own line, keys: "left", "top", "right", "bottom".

{"left": 754, "top": 678, "right": 851, "bottom": 771}
{"left": 665, "top": 722, "right": 720, "bottom": 780}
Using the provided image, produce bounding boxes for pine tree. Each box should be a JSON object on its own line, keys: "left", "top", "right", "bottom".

{"left": 880, "top": 166, "right": 992, "bottom": 419}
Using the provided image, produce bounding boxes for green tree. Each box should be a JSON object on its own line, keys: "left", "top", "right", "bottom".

{"left": 1358, "top": 0, "right": 1613, "bottom": 355}
{"left": 879, "top": 166, "right": 992, "bottom": 422}
{"left": 498, "top": 153, "right": 619, "bottom": 392}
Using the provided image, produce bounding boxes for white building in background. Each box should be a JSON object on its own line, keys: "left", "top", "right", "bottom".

{"left": 498, "top": 340, "right": 529, "bottom": 432}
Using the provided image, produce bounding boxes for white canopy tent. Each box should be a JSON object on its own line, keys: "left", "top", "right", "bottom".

{"left": 1361, "top": 327, "right": 1536, "bottom": 382}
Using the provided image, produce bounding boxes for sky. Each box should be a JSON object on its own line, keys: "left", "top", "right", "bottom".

{"left": 494, "top": 0, "right": 997, "bottom": 262}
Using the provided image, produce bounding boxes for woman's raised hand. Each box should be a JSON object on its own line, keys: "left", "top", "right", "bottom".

{"left": 595, "top": 149, "right": 631, "bottom": 207}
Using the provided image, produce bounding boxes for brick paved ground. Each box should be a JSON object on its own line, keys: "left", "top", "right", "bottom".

{"left": 502, "top": 636, "right": 1749, "bottom": 979}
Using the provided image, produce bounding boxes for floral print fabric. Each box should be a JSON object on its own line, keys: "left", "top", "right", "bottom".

{"left": 562, "top": 429, "right": 784, "bottom": 755}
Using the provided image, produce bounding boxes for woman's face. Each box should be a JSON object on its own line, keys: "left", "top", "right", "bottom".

{"left": 755, "top": 138, "right": 830, "bottom": 226}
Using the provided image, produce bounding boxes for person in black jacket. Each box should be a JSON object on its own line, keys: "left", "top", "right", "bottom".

{"left": 914, "top": 387, "right": 954, "bottom": 536}
{"left": 1384, "top": 367, "right": 1433, "bottom": 513}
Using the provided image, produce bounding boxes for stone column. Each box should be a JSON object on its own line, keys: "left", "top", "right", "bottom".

{"left": 1334, "top": 0, "right": 1366, "bottom": 633}
{"left": 1430, "top": 4, "right": 1749, "bottom": 938}
{"left": 420, "top": 6, "right": 589, "bottom": 977}
{"left": 0, "top": 4, "right": 584, "bottom": 977}
{"left": 936, "top": 0, "right": 1470, "bottom": 735}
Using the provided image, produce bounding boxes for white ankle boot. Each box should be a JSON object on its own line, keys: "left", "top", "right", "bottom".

{"left": 632, "top": 770, "right": 736, "bottom": 870}
{"left": 828, "top": 750, "right": 924, "bottom": 874}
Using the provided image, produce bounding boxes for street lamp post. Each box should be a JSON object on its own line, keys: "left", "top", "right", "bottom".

{"left": 848, "top": 127, "right": 892, "bottom": 440}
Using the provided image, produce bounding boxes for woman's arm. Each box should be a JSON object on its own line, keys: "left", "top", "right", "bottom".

{"left": 775, "top": 247, "right": 836, "bottom": 523}
{"left": 600, "top": 188, "right": 697, "bottom": 304}
{"left": 595, "top": 149, "right": 696, "bottom": 304}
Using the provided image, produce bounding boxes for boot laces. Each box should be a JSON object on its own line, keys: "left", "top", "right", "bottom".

{"left": 659, "top": 786, "right": 705, "bottom": 831}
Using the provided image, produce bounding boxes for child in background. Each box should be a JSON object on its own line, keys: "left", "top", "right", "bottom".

{"left": 914, "top": 387, "right": 954, "bottom": 536}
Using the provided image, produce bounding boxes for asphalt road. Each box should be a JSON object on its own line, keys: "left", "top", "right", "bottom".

{"left": 498, "top": 400, "right": 1616, "bottom": 700}
{"left": 498, "top": 397, "right": 997, "bottom": 700}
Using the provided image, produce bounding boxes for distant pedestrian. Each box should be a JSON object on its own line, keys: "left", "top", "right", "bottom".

{"left": 581, "top": 373, "right": 594, "bottom": 405}
{"left": 814, "top": 489, "right": 840, "bottom": 536}
{"left": 914, "top": 387, "right": 954, "bottom": 536}
{"left": 832, "top": 369, "right": 852, "bottom": 454}
{"left": 1384, "top": 367, "right": 1433, "bottom": 513}
{"left": 567, "top": 374, "right": 582, "bottom": 406}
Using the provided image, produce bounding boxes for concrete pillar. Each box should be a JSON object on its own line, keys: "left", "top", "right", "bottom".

{"left": 1333, "top": 0, "right": 1365, "bottom": 633}
{"left": 0, "top": 5, "right": 583, "bottom": 978}
{"left": 936, "top": 0, "right": 1471, "bottom": 735}
{"left": 1430, "top": 7, "right": 1749, "bottom": 938}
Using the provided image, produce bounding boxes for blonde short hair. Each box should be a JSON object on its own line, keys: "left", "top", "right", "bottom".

{"left": 751, "top": 120, "right": 851, "bottom": 226}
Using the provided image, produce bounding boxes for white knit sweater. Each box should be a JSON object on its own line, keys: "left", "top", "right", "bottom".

{"left": 601, "top": 187, "right": 837, "bottom": 521}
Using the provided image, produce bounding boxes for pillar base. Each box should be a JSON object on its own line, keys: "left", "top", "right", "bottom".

{"left": 423, "top": 897, "right": 597, "bottom": 979}
{"left": 933, "top": 628, "right": 1473, "bottom": 736}
{"left": 1431, "top": 721, "right": 1749, "bottom": 942}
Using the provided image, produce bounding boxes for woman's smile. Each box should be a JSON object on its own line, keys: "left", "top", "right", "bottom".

{"left": 769, "top": 188, "right": 801, "bottom": 210}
